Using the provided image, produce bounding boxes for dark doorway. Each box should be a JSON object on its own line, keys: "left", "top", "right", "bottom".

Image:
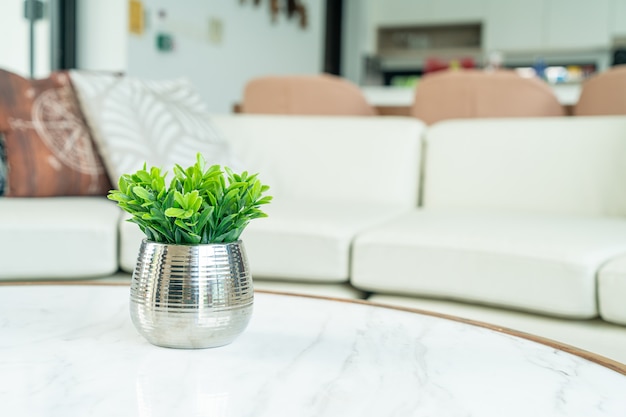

{"left": 324, "top": 0, "right": 343, "bottom": 75}
{"left": 51, "top": 0, "right": 77, "bottom": 70}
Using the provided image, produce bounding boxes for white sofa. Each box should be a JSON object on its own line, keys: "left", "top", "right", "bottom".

{"left": 2, "top": 113, "right": 626, "bottom": 363}
{"left": 119, "top": 115, "right": 425, "bottom": 299}
{"left": 355, "top": 116, "right": 626, "bottom": 318}
{"left": 353, "top": 116, "right": 626, "bottom": 363}
{"left": 0, "top": 197, "right": 120, "bottom": 279}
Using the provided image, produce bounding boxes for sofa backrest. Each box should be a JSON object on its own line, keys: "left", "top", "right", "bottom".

{"left": 422, "top": 116, "right": 626, "bottom": 217}
{"left": 209, "top": 114, "right": 424, "bottom": 208}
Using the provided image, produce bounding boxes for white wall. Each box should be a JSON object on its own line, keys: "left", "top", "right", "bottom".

{"left": 125, "top": 0, "right": 326, "bottom": 112}
{"left": 76, "top": 0, "right": 128, "bottom": 72}
{"left": 0, "top": 0, "right": 31, "bottom": 77}
{"left": 372, "top": 0, "right": 486, "bottom": 26}
{"left": 342, "top": 0, "right": 376, "bottom": 85}
{"left": 0, "top": 0, "right": 51, "bottom": 78}
{"left": 74, "top": 0, "right": 325, "bottom": 112}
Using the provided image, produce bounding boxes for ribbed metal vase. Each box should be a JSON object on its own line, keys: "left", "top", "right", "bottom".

{"left": 130, "top": 239, "right": 254, "bottom": 349}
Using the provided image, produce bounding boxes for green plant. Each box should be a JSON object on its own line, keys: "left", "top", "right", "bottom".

{"left": 108, "top": 153, "right": 272, "bottom": 245}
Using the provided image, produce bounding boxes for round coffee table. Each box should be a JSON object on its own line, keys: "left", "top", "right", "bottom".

{"left": 1, "top": 283, "right": 625, "bottom": 416}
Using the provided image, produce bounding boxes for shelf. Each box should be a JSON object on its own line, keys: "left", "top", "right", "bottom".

{"left": 378, "top": 23, "right": 482, "bottom": 55}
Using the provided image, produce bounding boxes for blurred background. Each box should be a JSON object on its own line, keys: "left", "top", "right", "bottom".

{"left": 1, "top": 0, "right": 625, "bottom": 112}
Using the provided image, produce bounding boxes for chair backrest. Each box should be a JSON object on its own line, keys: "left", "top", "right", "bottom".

{"left": 410, "top": 69, "right": 564, "bottom": 125}
{"left": 574, "top": 65, "right": 626, "bottom": 116}
{"left": 241, "top": 74, "right": 377, "bottom": 116}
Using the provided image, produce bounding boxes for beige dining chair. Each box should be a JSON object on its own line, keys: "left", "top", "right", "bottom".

{"left": 410, "top": 69, "right": 565, "bottom": 125}
{"left": 573, "top": 65, "right": 626, "bottom": 116}
{"left": 240, "top": 74, "right": 377, "bottom": 116}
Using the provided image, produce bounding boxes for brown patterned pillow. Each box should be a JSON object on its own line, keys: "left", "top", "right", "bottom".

{"left": 0, "top": 69, "right": 111, "bottom": 197}
{"left": 0, "top": 133, "right": 6, "bottom": 196}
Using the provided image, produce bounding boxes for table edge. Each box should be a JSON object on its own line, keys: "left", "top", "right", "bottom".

{"left": 2, "top": 281, "right": 625, "bottom": 375}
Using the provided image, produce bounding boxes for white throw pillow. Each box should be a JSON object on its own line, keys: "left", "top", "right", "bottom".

{"left": 69, "top": 71, "right": 240, "bottom": 184}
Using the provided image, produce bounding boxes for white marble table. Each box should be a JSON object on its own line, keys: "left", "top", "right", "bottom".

{"left": 1, "top": 284, "right": 626, "bottom": 417}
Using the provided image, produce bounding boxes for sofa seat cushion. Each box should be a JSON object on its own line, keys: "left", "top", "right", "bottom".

{"left": 241, "top": 201, "right": 413, "bottom": 283}
{"left": 119, "top": 201, "right": 410, "bottom": 282}
{"left": 352, "top": 209, "right": 626, "bottom": 318}
{"left": 598, "top": 255, "right": 626, "bottom": 325}
{"left": 0, "top": 198, "right": 120, "bottom": 279}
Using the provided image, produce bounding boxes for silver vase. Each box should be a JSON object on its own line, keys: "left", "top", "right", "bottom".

{"left": 129, "top": 239, "right": 254, "bottom": 349}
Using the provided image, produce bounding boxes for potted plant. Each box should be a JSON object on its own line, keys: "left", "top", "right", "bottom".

{"left": 108, "top": 153, "right": 272, "bottom": 349}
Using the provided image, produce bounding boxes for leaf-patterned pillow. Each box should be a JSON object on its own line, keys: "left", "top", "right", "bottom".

{"left": 69, "top": 71, "right": 241, "bottom": 185}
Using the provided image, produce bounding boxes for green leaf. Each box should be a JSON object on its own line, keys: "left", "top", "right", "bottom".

{"left": 107, "top": 192, "right": 130, "bottom": 203}
{"left": 257, "top": 196, "right": 273, "bottom": 205}
{"left": 133, "top": 186, "right": 154, "bottom": 201}
{"left": 165, "top": 207, "right": 193, "bottom": 219}
{"left": 174, "top": 191, "right": 186, "bottom": 208}
{"left": 184, "top": 190, "right": 201, "bottom": 212}
{"left": 223, "top": 188, "right": 241, "bottom": 205}
{"left": 118, "top": 175, "right": 131, "bottom": 194}
{"left": 196, "top": 205, "right": 214, "bottom": 228}
{"left": 135, "top": 170, "right": 152, "bottom": 184}
{"left": 174, "top": 218, "right": 195, "bottom": 232}
{"left": 213, "top": 228, "right": 243, "bottom": 243}
{"left": 106, "top": 153, "right": 272, "bottom": 244}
